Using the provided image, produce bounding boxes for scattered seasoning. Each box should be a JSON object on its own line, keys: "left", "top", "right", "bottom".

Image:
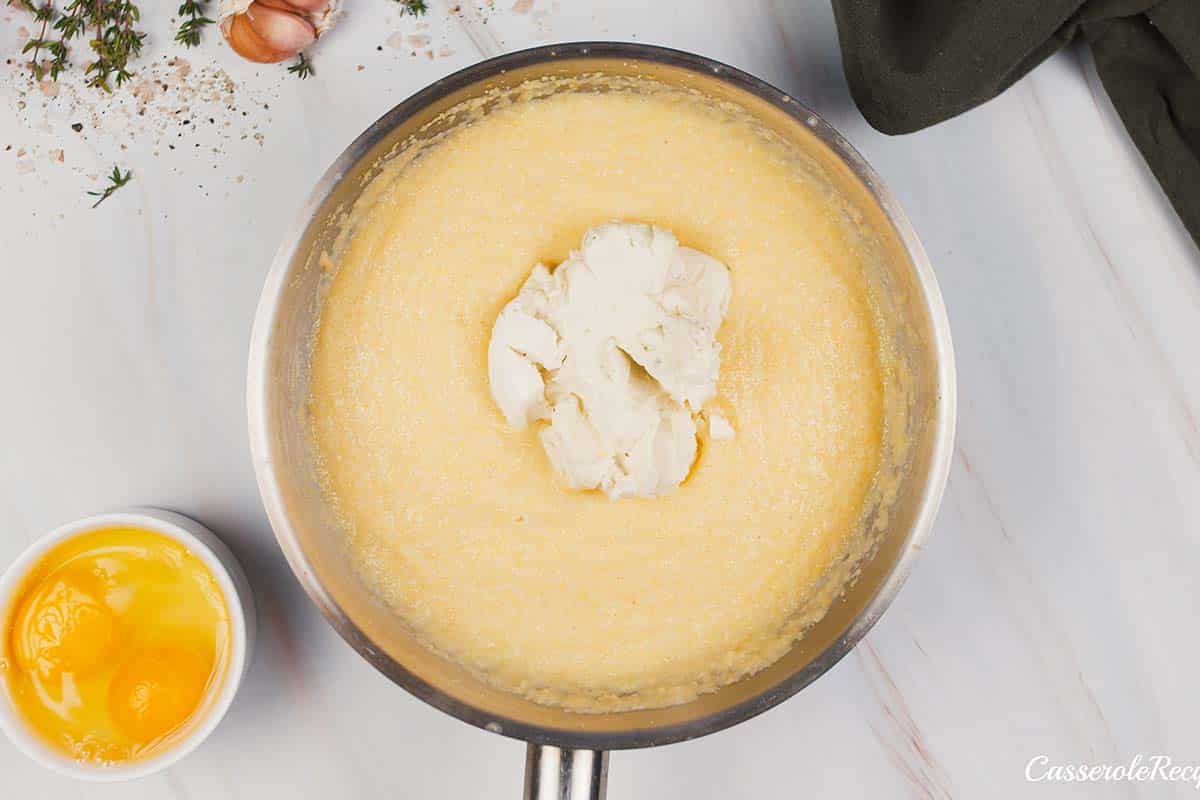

{"left": 87, "top": 165, "right": 133, "bottom": 208}
{"left": 6, "top": 0, "right": 531, "bottom": 201}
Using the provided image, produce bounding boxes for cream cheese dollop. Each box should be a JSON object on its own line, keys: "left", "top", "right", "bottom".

{"left": 488, "top": 222, "right": 733, "bottom": 499}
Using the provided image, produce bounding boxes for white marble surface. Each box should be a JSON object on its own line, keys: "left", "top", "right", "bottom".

{"left": 2, "top": 1, "right": 1198, "bottom": 797}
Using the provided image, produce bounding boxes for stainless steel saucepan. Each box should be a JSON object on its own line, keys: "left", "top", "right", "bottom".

{"left": 247, "top": 42, "right": 956, "bottom": 799}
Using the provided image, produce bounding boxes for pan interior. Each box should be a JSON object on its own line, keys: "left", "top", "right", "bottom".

{"left": 254, "top": 46, "right": 947, "bottom": 748}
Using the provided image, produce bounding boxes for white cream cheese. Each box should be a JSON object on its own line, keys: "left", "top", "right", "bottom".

{"left": 488, "top": 222, "right": 733, "bottom": 499}
{"left": 708, "top": 410, "right": 736, "bottom": 440}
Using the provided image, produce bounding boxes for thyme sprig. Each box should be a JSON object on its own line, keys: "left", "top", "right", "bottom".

{"left": 13, "top": 1, "right": 62, "bottom": 80}
{"left": 87, "top": 165, "right": 133, "bottom": 208}
{"left": 175, "top": 0, "right": 213, "bottom": 48}
{"left": 10, "top": 0, "right": 146, "bottom": 90}
{"left": 394, "top": 0, "right": 427, "bottom": 16}
{"left": 287, "top": 52, "right": 314, "bottom": 79}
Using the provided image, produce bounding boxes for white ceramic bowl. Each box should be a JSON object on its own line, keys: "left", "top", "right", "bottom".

{"left": 0, "top": 508, "right": 256, "bottom": 781}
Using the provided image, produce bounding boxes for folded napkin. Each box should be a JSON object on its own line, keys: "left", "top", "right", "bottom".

{"left": 831, "top": 0, "right": 1200, "bottom": 246}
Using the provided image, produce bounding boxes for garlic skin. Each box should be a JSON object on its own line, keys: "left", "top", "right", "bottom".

{"left": 219, "top": 0, "right": 341, "bottom": 64}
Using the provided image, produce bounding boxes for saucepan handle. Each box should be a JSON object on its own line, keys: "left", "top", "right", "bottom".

{"left": 523, "top": 744, "right": 609, "bottom": 800}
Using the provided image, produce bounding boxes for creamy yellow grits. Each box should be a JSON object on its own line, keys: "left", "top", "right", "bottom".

{"left": 308, "top": 78, "right": 888, "bottom": 711}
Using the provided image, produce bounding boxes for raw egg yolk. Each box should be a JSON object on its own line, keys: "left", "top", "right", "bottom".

{"left": 14, "top": 570, "right": 118, "bottom": 684}
{"left": 108, "top": 649, "right": 211, "bottom": 743}
{"left": 1, "top": 527, "right": 230, "bottom": 764}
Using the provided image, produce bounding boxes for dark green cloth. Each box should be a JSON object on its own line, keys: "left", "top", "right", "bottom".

{"left": 831, "top": 0, "right": 1200, "bottom": 246}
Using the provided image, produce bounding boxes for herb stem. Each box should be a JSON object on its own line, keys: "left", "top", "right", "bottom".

{"left": 175, "top": 0, "right": 212, "bottom": 47}
{"left": 12, "top": 0, "right": 147, "bottom": 91}
{"left": 87, "top": 165, "right": 133, "bottom": 208}
{"left": 14, "top": 1, "right": 57, "bottom": 80}
{"left": 394, "top": 0, "right": 428, "bottom": 16}
{"left": 287, "top": 51, "right": 314, "bottom": 79}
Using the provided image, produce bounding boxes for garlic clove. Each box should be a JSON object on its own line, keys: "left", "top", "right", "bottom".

{"left": 219, "top": 0, "right": 340, "bottom": 63}
{"left": 222, "top": 15, "right": 275, "bottom": 63}
{"left": 259, "top": 0, "right": 340, "bottom": 35}
{"left": 248, "top": 4, "right": 317, "bottom": 51}
{"left": 267, "top": 0, "right": 330, "bottom": 12}
{"left": 221, "top": 15, "right": 268, "bottom": 63}
{"left": 222, "top": 2, "right": 316, "bottom": 63}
